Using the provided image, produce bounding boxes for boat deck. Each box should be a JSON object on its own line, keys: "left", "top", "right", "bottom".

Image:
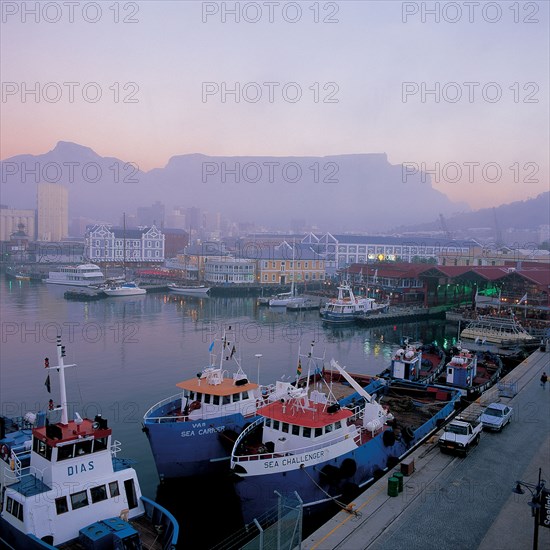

{"left": 57, "top": 516, "right": 167, "bottom": 549}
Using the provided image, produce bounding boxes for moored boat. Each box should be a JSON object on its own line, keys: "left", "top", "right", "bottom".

{"left": 320, "top": 281, "right": 389, "bottom": 323}
{"left": 230, "top": 357, "right": 461, "bottom": 525}
{"left": 436, "top": 344, "right": 504, "bottom": 399}
{"left": 379, "top": 339, "right": 446, "bottom": 384}
{"left": 102, "top": 280, "right": 147, "bottom": 296}
{"left": 44, "top": 264, "right": 105, "bottom": 287}
{"left": 460, "top": 314, "right": 537, "bottom": 349}
{"left": 168, "top": 283, "right": 211, "bottom": 296}
{"left": 0, "top": 338, "right": 179, "bottom": 549}
{"left": 142, "top": 327, "right": 275, "bottom": 479}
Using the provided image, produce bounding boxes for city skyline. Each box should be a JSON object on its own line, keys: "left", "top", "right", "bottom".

{"left": 2, "top": 1, "right": 549, "bottom": 212}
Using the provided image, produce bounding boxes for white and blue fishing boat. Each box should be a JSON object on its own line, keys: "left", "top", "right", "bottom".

{"left": 142, "top": 326, "right": 278, "bottom": 479}
{"left": 320, "top": 281, "right": 388, "bottom": 324}
{"left": 230, "top": 356, "right": 461, "bottom": 525}
{"left": 0, "top": 338, "right": 179, "bottom": 549}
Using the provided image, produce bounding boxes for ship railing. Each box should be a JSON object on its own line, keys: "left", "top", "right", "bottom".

{"left": 143, "top": 393, "right": 182, "bottom": 420}
{"left": 232, "top": 426, "right": 357, "bottom": 463}
{"left": 110, "top": 439, "right": 122, "bottom": 457}
{"left": 2, "top": 458, "right": 47, "bottom": 486}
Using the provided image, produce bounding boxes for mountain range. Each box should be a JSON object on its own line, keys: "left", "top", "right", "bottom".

{"left": 1, "top": 141, "right": 467, "bottom": 231}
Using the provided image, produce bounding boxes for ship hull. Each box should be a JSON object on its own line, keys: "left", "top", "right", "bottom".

{"left": 144, "top": 406, "right": 252, "bottom": 478}
{"left": 232, "top": 388, "right": 459, "bottom": 525}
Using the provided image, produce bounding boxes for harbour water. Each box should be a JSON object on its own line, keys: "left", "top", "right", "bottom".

{"left": 0, "top": 277, "right": 455, "bottom": 548}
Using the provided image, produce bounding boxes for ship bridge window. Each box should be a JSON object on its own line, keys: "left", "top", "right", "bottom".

{"left": 282, "top": 422, "right": 289, "bottom": 433}
{"left": 213, "top": 395, "right": 220, "bottom": 406}
{"left": 90, "top": 484, "right": 108, "bottom": 504}
{"left": 265, "top": 418, "right": 271, "bottom": 428}
{"left": 315, "top": 427, "right": 322, "bottom": 437}
{"left": 303, "top": 427, "right": 312, "bottom": 438}
{"left": 6, "top": 497, "right": 24, "bottom": 521}
{"left": 94, "top": 437, "right": 108, "bottom": 452}
{"left": 292, "top": 425, "right": 300, "bottom": 436}
{"left": 335, "top": 421, "right": 342, "bottom": 429}
{"left": 204, "top": 394, "right": 211, "bottom": 404}
{"left": 75, "top": 440, "right": 93, "bottom": 456}
{"left": 325, "top": 424, "right": 333, "bottom": 434}
{"left": 57, "top": 444, "right": 75, "bottom": 461}
{"left": 109, "top": 481, "right": 120, "bottom": 498}
{"left": 273, "top": 420, "right": 280, "bottom": 431}
{"left": 33, "top": 437, "right": 52, "bottom": 460}
{"left": 242, "top": 391, "right": 249, "bottom": 400}
{"left": 222, "top": 395, "right": 231, "bottom": 405}
{"left": 70, "top": 490, "right": 89, "bottom": 510}
{"left": 233, "top": 393, "right": 241, "bottom": 402}
{"left": 55, "top": 496, "right": 69, "bottom": 515}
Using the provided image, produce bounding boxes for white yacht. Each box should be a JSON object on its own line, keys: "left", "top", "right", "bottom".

{"left": 44, "top": 264, "right": 105, "bottom": 287}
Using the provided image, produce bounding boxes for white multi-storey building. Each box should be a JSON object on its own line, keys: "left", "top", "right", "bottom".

{"left": 85, "top": 224, "right": 165, "bottom": 263}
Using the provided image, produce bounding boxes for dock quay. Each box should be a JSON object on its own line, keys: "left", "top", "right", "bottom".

{"left": 304, "top": 347, "right": 550, "bottom": 550}
{"left": 353, "top": 306, "right": 446, "bottom": 326}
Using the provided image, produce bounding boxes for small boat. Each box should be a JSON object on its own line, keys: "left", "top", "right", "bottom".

{"left": 268, "top": 289, "right": 305, "bottom": 307}
{"left": 142, "top": 326, "right": 275, "bottom": 479}
{"left": 230, "top": 356, "right": 461, "bottom": 525}
{"left": 460, "top": 314, "right": 538, "bottom": 349}
{"left": 379, "top": 339, "right": 446, "bottom": 384}
{"left": 44, "top": 263, "right": 105, "bottom": 287}
{"left": 320, "top": 281, "right": 389, "bottom": 323}
{"left": 168, "top": 283, "right": 211, "bottom": 296}
{"left": 5, "top": 266, "right": 31, "bottom": 281}
{"left": 0, "top": 338, "right": 179, "bottom": 549}
{"left": 103, "top": 280, "right": 147, "bottom": 296}
{"left": 436, "top": 344, "right": 504, "bottom": 399}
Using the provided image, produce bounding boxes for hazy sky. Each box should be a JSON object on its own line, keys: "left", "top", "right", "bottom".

{"left": 1, "top": 1, "right": 548, "bottom": 209}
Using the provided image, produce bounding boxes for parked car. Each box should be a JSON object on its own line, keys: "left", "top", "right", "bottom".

{"left": 480, "top": 403, "right": 513, "bottom": 431}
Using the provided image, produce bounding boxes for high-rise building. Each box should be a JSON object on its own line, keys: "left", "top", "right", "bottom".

{"left": 37, "top": 183, "right": 68, "bottom": 241}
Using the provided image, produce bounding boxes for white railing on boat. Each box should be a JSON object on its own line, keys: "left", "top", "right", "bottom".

{"left": 110, "top": 439, "right": 122, "bottom": 457}
{"left": 231, "top": 404, "right": 364, "bottom": 463}
{"left": 143, "top": 393, "right": 181, "bottom": 420}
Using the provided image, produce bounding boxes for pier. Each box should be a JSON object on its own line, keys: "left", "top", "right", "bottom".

{"left": 353, "top": 306, "right": 446, "bottom": 326}
{"left": 304, "top": 347, "right": 550, "bottom": 550}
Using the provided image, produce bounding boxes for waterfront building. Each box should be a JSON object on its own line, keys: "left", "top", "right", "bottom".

{"left": 204, "top": 255, "right": 256, "bottom": 284}
{"left": 85, "top": 224, "right": 165, "bottom": 264}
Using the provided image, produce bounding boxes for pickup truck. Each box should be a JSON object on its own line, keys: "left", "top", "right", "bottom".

{"left": 438, "top": 415, "right": 482, "bottom": 456}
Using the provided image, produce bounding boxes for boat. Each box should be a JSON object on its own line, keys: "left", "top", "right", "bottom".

{"left": 103, "top": 280, "right": 147, "bottom": 296}
{"left": 230, "top": 356, "right": 461, "bottom": 525}
{"left": 436, "top": 344, "right": 504, "bottom": 399}
{"left": 268, "top": 242, "right": 305, "bottom": 307}
{"left": 459, "top": 314, "right": 538, "bottom": 349}
{"left": 379, "top": 339, "right": 446, "bottom": 384}
{"left": 142, "top": 326, "right": 276, "bottom": 479}
{"left": 0, "top": 338, "right": 179, "bottom": 549}
{"left": 268, "top": 286, "right": 305, "bottom": 307}
{"left": 168, "top": 283, "right": 211, "bottom": 296}
{"left": 320, "top": 281, "right": 389, "bottom": 323}
{"left": 102, "top": 214, "right": 147, "bottom": 296}
{"left": 43, "top": 263, "right": 105, "bottom": 287}
{"left": 5, "top": 266, "right": 31, "bottom": 281}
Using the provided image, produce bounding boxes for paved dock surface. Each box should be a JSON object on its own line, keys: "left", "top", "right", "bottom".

{"left": 305, "top": 349, "right": 550, "bottom": 550}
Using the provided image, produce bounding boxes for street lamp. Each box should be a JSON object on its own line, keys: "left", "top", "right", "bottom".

{"left": 254, "top": 353, "right": 262, "bottom": 385}
{"left": 512, "top": 468, "right": 546, "bottom": 550}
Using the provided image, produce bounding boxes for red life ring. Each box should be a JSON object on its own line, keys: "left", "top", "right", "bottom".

{"left": 0, "top": 444, "right": 10, "bottom": 462}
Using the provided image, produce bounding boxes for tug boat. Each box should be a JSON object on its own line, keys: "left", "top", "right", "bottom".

{"left": 0, "top": 338, "right": 179, "bottom": 549}
{"left": 142, "top": 326, "right": 278, "bottom": 479}
{"left": 230, "top": 354, "right": 461, "bottom": 525}
{"left": 436, "top": 344, "right": 504, "bottom": 399}
{"left": 379, "top": 339, "right": 446, "bottom": 384}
